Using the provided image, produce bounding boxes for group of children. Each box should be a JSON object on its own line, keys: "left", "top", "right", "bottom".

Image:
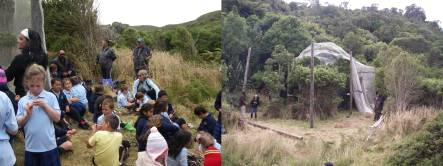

{"left": 0, "top": 65, "right": 222, "bottom": 166}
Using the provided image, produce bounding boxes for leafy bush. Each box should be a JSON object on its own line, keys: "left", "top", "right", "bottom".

{"left": 388, "top": 112, "right": 443, "bottom": 165}
{"left": 288, "top": 63, "right": 346, "bottom": 119}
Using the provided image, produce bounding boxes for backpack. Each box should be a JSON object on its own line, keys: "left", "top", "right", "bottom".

{"left": 119, "top": 139, "right": 130, "bottom": 166}
{"left": 136, "top": 80, "right": 157, "bottom": 100}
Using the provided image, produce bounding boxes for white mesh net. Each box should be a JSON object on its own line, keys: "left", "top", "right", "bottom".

{"left": 296, "top": 42, "right": 375, "bottom": 113}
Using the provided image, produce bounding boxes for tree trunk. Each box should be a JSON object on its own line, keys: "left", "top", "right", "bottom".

{"left": 31, "top": 0, "right": 46, "bottom": 53}
{"left": 31, "top": 0, "right": 50, "bottom": 89}
{"left": 0, "top": 0, "right": 15, "bottom": 66}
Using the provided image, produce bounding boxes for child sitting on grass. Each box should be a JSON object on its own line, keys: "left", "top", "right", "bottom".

{"left": 95, "top": 98, "right": 121, "bottom": 130}
{"left": 196, "top": 131, "right": 221, "bottom": 166}
{"left": 117, "top": 84, "right": 136, "bottom": 111}
{"left": 16, "top": 64, "right": 62, "bottom": 166}
{"left": 63, "top": 78, "right": 87, "bottom": 118}
{"left": 51, "top": 78, "right": 89, "bottom": 129}
{"left": 135, "top": 102, "right": 155, "bottom": 152}
{"left": 167, "top": 130, "right": 192, "bottom": 166}
{"left": 87, "top": 114, "right": 122, "bottom": 166}
{"left": 135, "top": 92, "right": 149, "bottom": 112}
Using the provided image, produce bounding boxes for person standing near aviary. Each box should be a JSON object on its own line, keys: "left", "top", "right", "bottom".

{"left": 133, "top": 38, "right": 152, "bottom": 77}
{"left": 250, "top": 94, "right": 260, "bottom": 119}
{"left": 96, "top": 39, "right": 116, "bottom": 87}
{"left": 6, "top": 28, "right": 48, "bottom": 98}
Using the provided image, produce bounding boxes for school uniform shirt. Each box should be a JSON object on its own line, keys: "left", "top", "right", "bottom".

{"left": 167, "top": 148, "right": 188, "bottom": 166}
{"left": 63, "top": 89, "right": 74, "bottom": 101}
{"left": 198, "top": 113, "right": 217, "bottom": 135}
{"left": 117, "top": 92, "right": 131, "bottom": 109}
{"left": 17, "top": 90, "right": 61, "bottom": 152}
{"left": 50, "top": 90, "right": 69, "bottom": 112}
{"left": 203, "top": 146, "right": 221, "bottom": 166}
{"left": 71, "top": 84, "right": 88, "bottom": 106}
{"left": 88, "top": 131, "right": 123, "bottom": 166}
{"left": 135, "top": 116, "right": 149, "bottom": 151}
{"left": 0, "top": 91, "right": 19, "bottom": 166}
{"left": 158, "top": 112, "right": 179, "bottom": 141}
{"left": 97, "top": 112, "right": 121, "bottom": 130}
{"left": 132, "top": 78, "right": 160, "bottom": 100}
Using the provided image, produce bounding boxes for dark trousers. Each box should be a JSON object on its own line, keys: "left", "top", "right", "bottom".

{"left": 100, "top": 65, "right": 112, "bottom": 79}
{"left": 67, "top": 102, "right": 86, "bottom": 123}
{"left": 25, "top": 148, "right": 61, "bottom": 166}
{"left": 251, "top": 107, "right": 257, "bottom": 119}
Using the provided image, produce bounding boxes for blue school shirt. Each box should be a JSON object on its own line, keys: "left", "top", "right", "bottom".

{"left": 0, "top": 91, "right": 18, "bottom": 141}
{"left": 16, "top": 90, "right": 61, "bottom": 152}
{"left": 117, "top": 92, "right": 129, "bottom": 109}
{"left": 71, "top": 84, "right": 88, "bottom": 106}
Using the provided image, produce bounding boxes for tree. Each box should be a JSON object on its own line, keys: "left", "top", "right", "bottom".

{"left": 390, "top": 35, "right": 430, "bottom": 54}
{"left": 43, "top": 0, "right": 101, "bottom": 80}
{"left": 222, "top": 11, "right": 249, "bottom": 91}
{"left": 0, "top": 0, "right": 15, "bottom": 66}
{"left": 383, "top": 48, "right": 422, "bottom": 111}
{"left": 170, "top": 27, "right": 198, "bottom": 58}
{"left": 404, "top": 4, "right": 426, "bottom": 23}
{"left": 258, "top": 45, "right": 293, "bottom": 97}
{"left": 263, "top": 16, "right": 311, "bottom": 55}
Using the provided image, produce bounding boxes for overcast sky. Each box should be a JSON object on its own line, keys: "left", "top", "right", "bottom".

{"left": 284, "top": 0, "right": 443, "bottom": 26}
{"left": 94, "top": 0, "right": 221, "bottom": 27}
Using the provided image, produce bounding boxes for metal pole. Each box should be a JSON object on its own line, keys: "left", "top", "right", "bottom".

{"left": 309, "top": 42, "right": 315, "bottom": 128}
{"left": 242, "top": 47, "right": 252, "bottom": 92}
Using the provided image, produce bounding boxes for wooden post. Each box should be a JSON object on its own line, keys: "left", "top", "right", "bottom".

{"left": 348, "top": 51, "right": 353, "bottom": 117}
{"left": 242, "top": 47, "right": 252, "bottom": 92}
{"left": 309, "top": 42, "right": 315, "bottom": 128}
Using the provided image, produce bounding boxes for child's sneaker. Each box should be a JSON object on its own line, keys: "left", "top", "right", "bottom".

{"left": 79, "top": 121, "right": 90, "bottom": 130}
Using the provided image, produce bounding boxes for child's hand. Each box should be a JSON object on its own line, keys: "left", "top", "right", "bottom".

{"left": 33, "top": 99, "right": 49, "bottom": 109}
{"left": 15, "top": 95, "right": 21, "bottom": 101}
{"left": 25, "top": 102, "right": 33, "bottom": 116}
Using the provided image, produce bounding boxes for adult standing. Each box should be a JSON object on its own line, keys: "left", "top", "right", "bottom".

{"left": 6, "top": 28, "right": 48, "bottom": 98}
{"left": 250, "top": 94, "right": 260, "bottom": 119}
{"left": 96, "top": 39, "right": 116, "bottom": 87}
{"left": 132, "top": 38, "right": 152, "bottom": 77}
{"left": 50, "top": 49, "right": 76, "bottom": 79}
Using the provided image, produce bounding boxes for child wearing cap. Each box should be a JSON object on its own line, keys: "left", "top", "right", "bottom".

{"left": 136, "top": 126, "right": 169, "bottom": 166}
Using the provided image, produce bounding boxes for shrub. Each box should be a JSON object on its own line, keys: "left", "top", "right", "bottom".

{"left": 388, "top": 111, "right": 443, "bottom": 165}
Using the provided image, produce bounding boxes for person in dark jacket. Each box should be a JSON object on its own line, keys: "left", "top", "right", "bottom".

{"left": 6, "top": 28, "right": 48, "bottom": 97}
{"left": 194, "top": 106, "right": 220, "bottom": 144}
{"left": 250, "top": 94, "right": 260, "bottom": 119}
{"left": 92, "top": 85, "right": 106, "bottom": 123}
{"left": 134, "top": 103, "right": 155, "bottom": 152}
{"left": 155, "top": 101, "right": 179, "bottom": 142}
{"left": 96, "top": 39, "right": 116, "bottom": 87}
{"left": 133, "top": 38, "right": 152, "bottom": 76}
{"left": 50, "top": 49, "right": 76, "bottom": 79}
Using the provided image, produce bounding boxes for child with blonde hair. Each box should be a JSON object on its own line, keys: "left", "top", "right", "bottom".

{"left": 16, "top": 64, "right": 61, "bottom": 166}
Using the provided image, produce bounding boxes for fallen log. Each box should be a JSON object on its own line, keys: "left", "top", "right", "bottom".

{"left": 246, "top": 120, "right": 303, "bottom": 140}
